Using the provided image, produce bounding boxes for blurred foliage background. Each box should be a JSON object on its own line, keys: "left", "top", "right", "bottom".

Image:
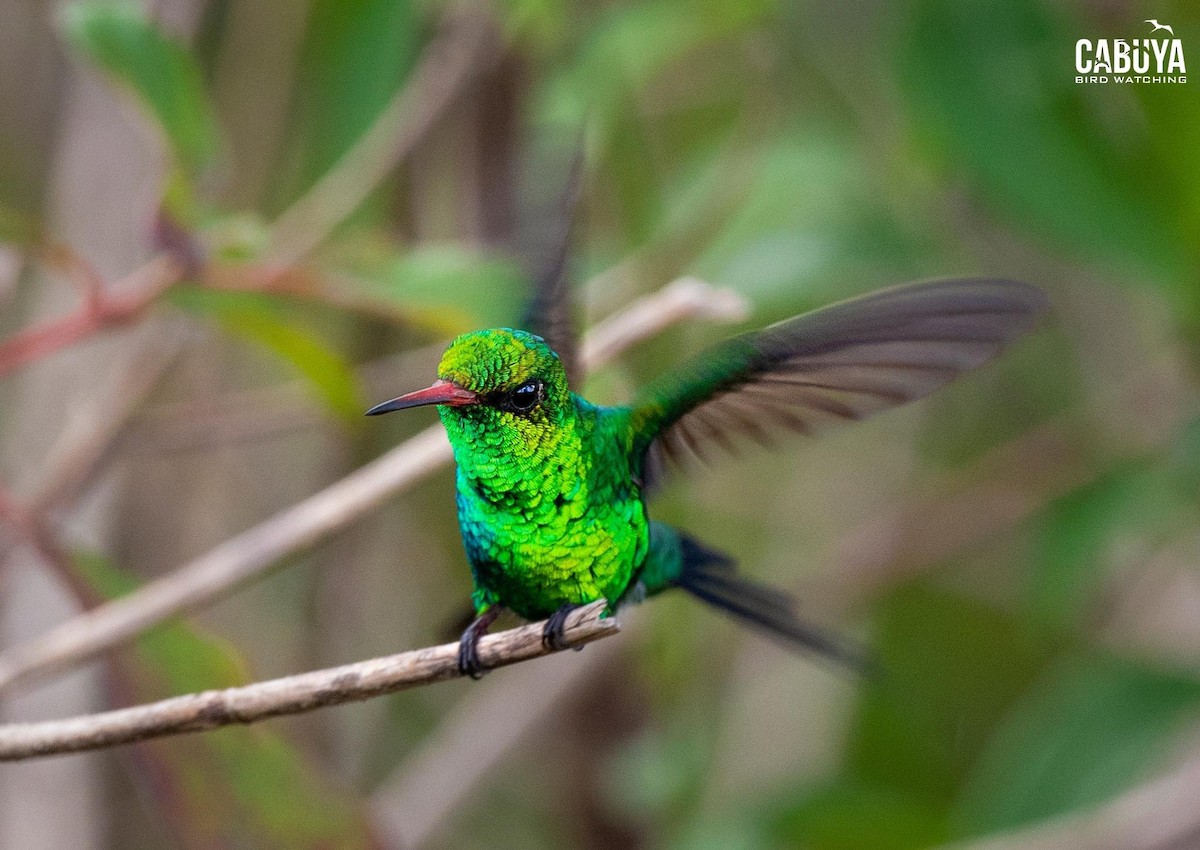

{"left": 0, "top": 0, "right": 1198, "bottom": 848}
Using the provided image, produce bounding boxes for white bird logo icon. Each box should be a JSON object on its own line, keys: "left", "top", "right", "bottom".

{"left": 1145, "top": 19, "right": 1175, "bottom": 36}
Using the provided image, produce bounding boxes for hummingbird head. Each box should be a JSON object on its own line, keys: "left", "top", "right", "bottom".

{"left": 366, "top": 328, "right": 573, "bottom": 446}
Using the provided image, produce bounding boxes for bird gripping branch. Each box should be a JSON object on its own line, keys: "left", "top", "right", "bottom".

{"left": 368, "top": 172, "right": 1048, "bottom": 678}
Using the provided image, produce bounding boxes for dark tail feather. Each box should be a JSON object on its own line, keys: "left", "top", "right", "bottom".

{"left": 674, "top": 537, "right": 873, "bottom": 674}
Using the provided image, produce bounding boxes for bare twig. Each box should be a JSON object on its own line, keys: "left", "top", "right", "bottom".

{"left": 0, "top": 485, "right": 102, "bottom": 610}
{"left": 0, "top": 3, "right": 496, "bottom": 382}
{"left": 0, "top": 254, "right": 184, "bottom": 378}
{"left": 580, "top": 276, "right": 748, "bottom": 365}
{"left": 366, "top": 355, "right": 1189, "bottom": 849}
{"left": 264, "top": 4, "right": 501, "bottom": 266}
{"left": 40, "top": 241, "right": 107, "bottom": 313}
{"left": 20, "top": 324, "right": 188, "bottom": 513}
{"left": 0, "top": 279, "right": 748, "bottom": 694}
{"left": 0, "top": 601, "right": 617, "bottom": 760}
{"left": 120, "top": 275, "right": 751, "bottom": 458}
{"left": 0, "top": 424, "right": 452, "bottom": 691}
{"left": 370, "top": 626, "right": 630, "bottom": 848}
{"left": 117, "top": 341, "right": 445, "bottom": 456}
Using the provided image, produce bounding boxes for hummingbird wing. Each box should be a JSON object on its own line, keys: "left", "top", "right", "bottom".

{"left": 630, "top": 278, "right": 1047, "bottom": 475}
{"left": 520, "top": 147, "right": 585, "bottom": 387}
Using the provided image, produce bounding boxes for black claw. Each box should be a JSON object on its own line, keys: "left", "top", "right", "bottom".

{"left": 458, "top": 607, "right": 501, "bottom": 680}
{"left": 457, "top": 632, "right": 487, "bottom": 679}
{"left": 542, "top": 604, "right": 581, "bottom": 652}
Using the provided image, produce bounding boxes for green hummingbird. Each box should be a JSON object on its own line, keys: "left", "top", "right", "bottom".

{"left": 368, "top": 274, "right": 1046, "bottom": 677}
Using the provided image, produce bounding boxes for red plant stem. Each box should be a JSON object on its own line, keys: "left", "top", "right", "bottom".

{"left": 0, "top": 254, "right": 183, "bottom": 378}
{"left": 0, "top": 486, "right": 103, "bottom": 609}
{"left": 0, "top": 486, "right": 35, "bottom": 539}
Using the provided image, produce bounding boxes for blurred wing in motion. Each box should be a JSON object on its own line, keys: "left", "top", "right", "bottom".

{"left": 520, "top": 146, "right": 585, "bottom": 386}
{"left": 630, "top": 278, "right": 1048, "bottom": 473}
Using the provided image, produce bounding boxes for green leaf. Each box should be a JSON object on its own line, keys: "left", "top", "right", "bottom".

{"left": 694, "top": 130, "right": 928, "bottom": 318}
{"left": 540, "top": 0, "right": 774, "bottom": 126}
{"left": 1027, "top": 464, "right": 1171, "bottom": 629}
{"left": 499, "top": 0, "right": 569, "bottom": 48}
{"left": 765, "top": 782, "right": 951, "bottom": 850}
{"left": 956, "top": 654, "right": 1200, "bottom": 834}
{"left": 0, "top": 204, "right": 42, "bottom": 247}
{"left": 605, "top": 718, "right": 713, "bottom": 819}
{"left": 169, "top": 286, "right": 364, "bottom": 420}
{"left": 271, "top": 0, "right": 423, "bottom": 208}
{"left": 534, "top": 0, "right": 774, "bottom": 245}
{"left": 897, "top": 0, "right": 1186, "bottom": 283}
{"left": 333, "top": 241, "right": 528, "bottom": 335}
{"left": 71, "top": 552, "right": 374, "bottom": 849}
{"left": 847, "top": 585, "right": 1056, "bottom": 805}
{"left": 61, "top": 2, "right": 220, "bottom": 176}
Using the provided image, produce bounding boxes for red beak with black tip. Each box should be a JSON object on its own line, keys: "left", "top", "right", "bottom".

{"left": 365, "top": 380, "right": 479, "bottom": 415}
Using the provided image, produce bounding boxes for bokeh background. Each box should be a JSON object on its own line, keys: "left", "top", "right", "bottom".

{"left": 1, "top": 0, "right": 1198, "bottom": 847}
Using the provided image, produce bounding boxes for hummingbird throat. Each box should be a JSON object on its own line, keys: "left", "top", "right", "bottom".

{"left": 437, "top": 402, "right": 585, "bottom": 507}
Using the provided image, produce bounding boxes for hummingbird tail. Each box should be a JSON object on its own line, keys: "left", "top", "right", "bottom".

{"left": 672, "top": 534, "right": 871, "bottom": 672}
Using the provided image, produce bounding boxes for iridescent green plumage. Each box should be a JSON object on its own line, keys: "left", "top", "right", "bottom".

{"left": 434, "top": 329, "right": 647, "bottom": 621}
{"left": 369, "top": 278, "right": 1048, "bottom": 675}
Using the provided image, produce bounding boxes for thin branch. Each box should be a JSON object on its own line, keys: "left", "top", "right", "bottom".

{"left": 0, "top": 254, "right": 184, "bottom": 378}
{"left": 0, "top": 424, "right": 451, "bottom": 689}
{"left": 364, "top": 358, "right": 1188, "bottom": 849}
{"left": 0, "top": 325, "right": 188, "bottom": 612}
{"left": 0, "top": 4, "right": 496, "bottom": 381}
{"left": 580, "top": 276, "right": 749, "bottom": 365}
{"left": 40, "top": 241, "right": 107, "bottom": 314}
{"left": 0, "top": 279, "right": 749, "bottom": 694}
{"left": 0, "top": 601, "right": 617, "bottom": 761}
{"left": 117, "top": 342, "right": 444, "bottom": 456}
{"left": 263, "top": 3, "right": 501, "bottom": 266}
{"left": 119, "top": 278, "right": 751, "bottom": 457}
{"left": 21, "top": 324, "right": 189, "bottom": 513}
{"left": 370, "top": 624, "right": 630, "bottom": 848}
{"left": 0, "top": 485, "right": 103, "bottom": 609}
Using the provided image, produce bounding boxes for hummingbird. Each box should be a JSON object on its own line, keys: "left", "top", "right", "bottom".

{"left": 368, "top": 203, "right": 1046, "bottom": 677}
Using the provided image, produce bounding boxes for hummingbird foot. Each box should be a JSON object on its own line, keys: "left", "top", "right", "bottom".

{"left": 542, "top": 603, "right": 585, "bottom": 652}
{"left": 457, "top": 606, "right": 502, "bottom": 680}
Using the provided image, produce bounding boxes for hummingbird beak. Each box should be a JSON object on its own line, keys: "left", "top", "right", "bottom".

{"left": 365, "top": 380, "right": 479, "bottom": 415}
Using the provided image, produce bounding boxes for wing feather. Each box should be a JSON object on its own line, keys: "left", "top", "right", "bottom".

{"left": 520, "top": 147, "right": 585, "bottom": 385}
{"left": 630, "top": 278, "right": 1047, "bottom": 476}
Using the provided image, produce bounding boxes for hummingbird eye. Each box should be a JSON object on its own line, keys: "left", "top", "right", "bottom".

{"left": 506, "top": 380, "right": 543, "bottom": 413}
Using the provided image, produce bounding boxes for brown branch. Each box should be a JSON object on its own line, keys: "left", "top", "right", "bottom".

{"left": 370, "top": 624, "right": 631, "bottom": 848}
{"left": 40, "top": 241, "right": 107, "bottom": 313}
{"left": 364, "top": 353, "right": 1189, "bottom": 849}
{"left": 117, "top": 342, "right": 445, "bottom": 456}
{"left": 19, "top": 324, "right": 188, "bottom": 514}
{"left": 0, "top": 487, "right": 33, "bottom": 538}
{"left": 0, "top": 4, "right": 498, "bottom": 381}
{"left": 122, "top": 276, "right": 752, "bottom": 457}
{"left": 0, "top": 254, "right": 184, "bottom": 378}
{"left": 0, "top": 601, "right": 617, "bottom": 761}
{"left": 0, "top": 279, "right": 748, "bottom": 695}
{"left": 0, "top": 485, "right": 103, "bottom": 610}
{"left": 580, "top": 276, "right": 748, "bottom": 365}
